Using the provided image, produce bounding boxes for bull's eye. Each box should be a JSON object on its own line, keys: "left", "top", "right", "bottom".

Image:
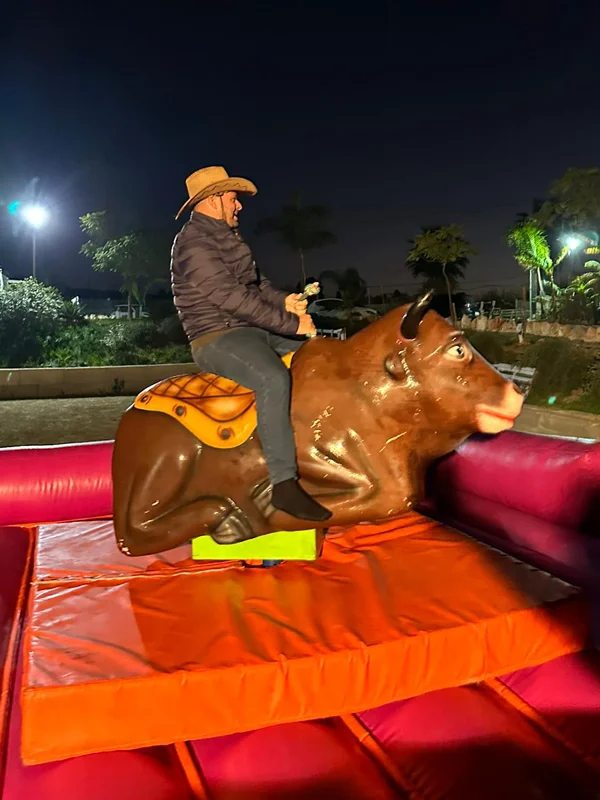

{"left": 446, "top": 343, "right": 468, "bottom": 360}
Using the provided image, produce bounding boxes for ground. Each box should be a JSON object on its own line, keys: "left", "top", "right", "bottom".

{"left": 0, "top": 396, "right": 134, "bottom": 447}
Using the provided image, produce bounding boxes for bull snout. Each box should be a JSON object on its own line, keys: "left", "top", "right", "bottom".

{"left": 475, "top": 382, "right": 524, "bottom": 435}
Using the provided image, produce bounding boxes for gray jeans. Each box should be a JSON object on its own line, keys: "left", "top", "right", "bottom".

{"left": 192, "top": 327, "right": 304, "bottom": 485}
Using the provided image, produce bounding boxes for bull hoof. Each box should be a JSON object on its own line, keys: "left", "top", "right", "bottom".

{"left": 251, "top": 480, "right": 276, "bottom": 519}
{"left": 210, "top": 499, "right": 255, "bottom": 544}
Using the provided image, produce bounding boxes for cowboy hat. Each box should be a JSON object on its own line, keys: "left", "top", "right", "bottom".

{"left": 175, "top": 166, "right": 258, "bottom": 219}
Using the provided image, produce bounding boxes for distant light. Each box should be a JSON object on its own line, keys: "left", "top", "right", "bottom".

{"left": 22, "top": 205, "right": 49, "bottom": 229}
{"left": 548, "top": 396, "right": 557, "bottom": 405}
{"left": 7, "top": 201, "right": 22, "bottom": 216}
{"left": 565, "top": 236, "right": 582, "bottom": 251}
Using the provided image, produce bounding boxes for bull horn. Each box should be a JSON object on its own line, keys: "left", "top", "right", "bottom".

{"left": 400, "top": 290, "right": 434, "bottom": 340}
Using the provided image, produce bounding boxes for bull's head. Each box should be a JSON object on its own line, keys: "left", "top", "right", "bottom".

{"left": 376, "top": 292, "right": 524, "bottom": 438}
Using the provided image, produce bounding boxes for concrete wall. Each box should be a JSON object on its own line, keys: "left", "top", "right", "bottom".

{"left": 514, "top": 405, "right": 599, "bottom": 442}
{"left": 0, "top": 363, "right": 197, "bottom": 400}
{"left": 462, "top": 315, "right": 600, "bottom": 342}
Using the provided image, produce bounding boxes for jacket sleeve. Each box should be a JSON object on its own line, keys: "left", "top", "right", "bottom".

{"left": 258, "top": 271, "right": 290, "bottom": 307}
{"left": 181, "top": 237, "right": 299, "bottom": 335}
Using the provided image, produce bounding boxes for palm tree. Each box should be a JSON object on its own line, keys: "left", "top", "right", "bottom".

{"left": 319, "top": 268, "right": 367, "bottom": 315}
{"left": 567, "top": 260, "right": 600, "bottom": 300}
{"left": 406, "top": 225, "right": 475, "bottom": 324}
{"left": 506, "top": 219, "right": 559, "bottom": 298}
{"left": 255, "top": 192, "right": 336, "bottom": 285}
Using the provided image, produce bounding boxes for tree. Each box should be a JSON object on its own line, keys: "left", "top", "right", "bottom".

{"left": 319, "top": 268, "right": 367, "bottom": 315}
{"left": 80, "top": 211, "right": 169, "bottom": 319}
{"left": 255, "top": 192, "right": 336, "bottom": 285}
{"left": 534, "top": 168, "right": 600, "bottom": 230}
{"left": 406, "top": 225, "right": 476, "bottom": 324}
{"left": 506, "top": 220, "right": 557, "bottom": 298}
{"left": 0, "top": 278, "right": 66, "bottom": 367}
{"left": 566, "top": 260, "right": 600, "bottom": 304}
{"left": 552, "top": 260, "right": 600, "bottom": 325}
{"left": 505, "top": 219, "right": 581, "bottom": 321}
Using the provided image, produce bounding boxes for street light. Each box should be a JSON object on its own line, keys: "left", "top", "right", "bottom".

{"left": 21, "top": 205, "right": 49, "bottom": 279}
{"left": 565, "top": 235, "right": 582, "bottom": 251}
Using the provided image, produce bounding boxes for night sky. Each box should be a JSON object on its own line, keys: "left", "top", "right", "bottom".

{"left": 1, "top": 0, "right": 599, "bottom": 295}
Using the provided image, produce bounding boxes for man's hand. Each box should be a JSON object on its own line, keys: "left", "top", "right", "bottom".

{"left": 296, "top": 314, "right": 317, "bottom": 337}
{"left": 285, "top": 293, "right": 308, "bottom": 315}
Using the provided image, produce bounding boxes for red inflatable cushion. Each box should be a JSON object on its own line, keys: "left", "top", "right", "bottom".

{"left": 19, "top": 514, "right": 588, "bottom": 765}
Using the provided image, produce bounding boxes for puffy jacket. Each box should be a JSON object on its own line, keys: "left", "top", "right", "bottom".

{"left": 170, "top": 212, "right": 299, "bottom": 343}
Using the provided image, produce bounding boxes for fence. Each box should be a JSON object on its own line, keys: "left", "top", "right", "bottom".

{"left": 492, "top": 309, "right": 520, "bottom": 321}
{"left": 317, "top": 328, "right": 347, "bottom": 340}
{"left": 494, "top": 364, "right": 536, "bottom": 395}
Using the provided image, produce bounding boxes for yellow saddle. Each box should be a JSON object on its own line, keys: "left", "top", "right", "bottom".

{"left": 134, "top": 352, "right": 294, "bottom": 449}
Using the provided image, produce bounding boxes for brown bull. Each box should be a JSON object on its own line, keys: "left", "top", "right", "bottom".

{"left": 112, "top": 293, "right": 523, "bottom": 556}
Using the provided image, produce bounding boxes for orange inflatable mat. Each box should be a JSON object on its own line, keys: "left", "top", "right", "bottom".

{"left": 21, "top": 514, "right": 588, "bottom": 765}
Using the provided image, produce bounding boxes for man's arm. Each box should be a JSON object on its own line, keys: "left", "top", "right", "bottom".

{"left": 180, "top": 237, "right": 299, "bottom": 335}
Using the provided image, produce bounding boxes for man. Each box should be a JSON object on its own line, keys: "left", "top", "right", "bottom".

{"left": 170, "top": 166, "right": 331, "bottom": 523}
{"left": 516, "top": 320, "right": 524, "bottom": 345}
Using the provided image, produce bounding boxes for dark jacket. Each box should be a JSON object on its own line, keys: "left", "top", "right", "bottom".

{"left": 170, "top": 212, "right": 298, "bottom": 343}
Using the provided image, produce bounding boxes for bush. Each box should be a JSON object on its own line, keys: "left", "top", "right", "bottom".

{"left": 0, "top": 279, "right": 66, "bottom": 367}
{"left": 0, "top": 283, "right": 192, "bottom": 368}
{"left": 570, "top": 358, "right": 600, "bottom": 413}
{"left": 97, "top": 319, "right": 161, "bottom": 350}
{"left": 517, "top": 338, "right": 593, "bottom": 403}
{"left": 138, "top": 345, "right": 191, "bottom": 364}
{"left": 158, "top": 314, "right": 188, "bottom": 345}
{"left": 555, "top": 293, "right": 595, "bottom": 325}
{"left": 43, "top": 319, "right": 191, "bottom": 367}
{"left": 145, "top": 294, "right": 177, "bottom": 321}
{"left": 465, "top": 331, "right": 507, "bottom": 364}
{"left": 61, "top": 299, "right": 88, "bottom": 327}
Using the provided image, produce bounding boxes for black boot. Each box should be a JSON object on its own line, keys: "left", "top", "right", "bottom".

{"left": 271, "top": 479, "right": 332, "bottom": 522}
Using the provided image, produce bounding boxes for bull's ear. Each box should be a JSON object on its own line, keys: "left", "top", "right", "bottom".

{"left": 384, "top": 352, "right": 407, "bottom": 381}
{"left": 400, "top": 290, "right": 434, "bottom": 340}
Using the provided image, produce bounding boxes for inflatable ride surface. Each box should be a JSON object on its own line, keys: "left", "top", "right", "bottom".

{"left": 1, "top": 298, "right": 598, "bottom": 798}
{"left": 1, "top": 430, "right": 599, "bottom": 799}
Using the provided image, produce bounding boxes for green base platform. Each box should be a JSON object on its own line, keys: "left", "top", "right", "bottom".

{"left": 191, "top": 528, "right": 323, "bottom": 562}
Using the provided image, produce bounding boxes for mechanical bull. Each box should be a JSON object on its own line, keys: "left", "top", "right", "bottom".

{"left": 112, "top": 292, "right": 524, "bottom": 556}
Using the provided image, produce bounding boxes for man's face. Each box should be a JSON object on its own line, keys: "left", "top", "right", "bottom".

{"left": 221, "top": 191, "right": 242, "bottom": 228}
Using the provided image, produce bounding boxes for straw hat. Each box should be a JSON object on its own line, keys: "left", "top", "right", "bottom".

{"left": 175, "top": 166, "right": 258, "bottom": 219}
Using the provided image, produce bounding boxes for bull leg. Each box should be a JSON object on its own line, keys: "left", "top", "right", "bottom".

{"left": 116, "top": 449, "right": 255, "bottom": 555}
{"left": 298, "top": 429, "right": 414, "bottom": 524}
{"left": 116, "top": 494, "right": 255, "bottom": 557}
{"left": 305, "top": 430, "right": 381, "bottom": 503}
{"left": 113, "top": 411, "right": 255, "bottom": 556}
{"left": 251, "top": 430, "right": 383, "bottom": 525}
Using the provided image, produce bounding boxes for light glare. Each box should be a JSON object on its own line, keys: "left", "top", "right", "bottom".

{"left": 22, "top": 205, "right": 49, "bottom": 229}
